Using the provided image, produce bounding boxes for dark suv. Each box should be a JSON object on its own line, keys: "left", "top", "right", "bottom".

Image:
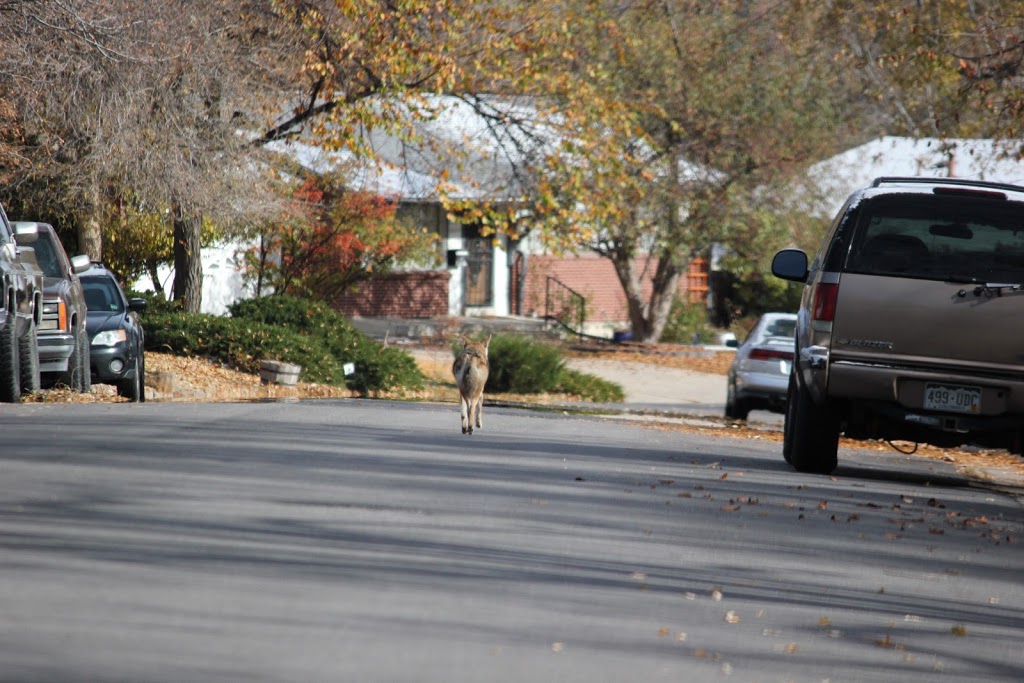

{"left": 772, "top": 176, "right": 1024, "bottom": 474}
{"left": 80, "top": 263, "right": 147, "bottom": 402}
{"left": 13, "top": 222, "right": 91, "bottom": 391}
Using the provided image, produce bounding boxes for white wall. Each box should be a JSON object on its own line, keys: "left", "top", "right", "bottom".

{"left": 134, "top": 241, "right": 258, "bottom": 316}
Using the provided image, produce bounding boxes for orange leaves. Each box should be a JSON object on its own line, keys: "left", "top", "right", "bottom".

{"left": 258, "top": 175, "right": 434, "bottom": 300}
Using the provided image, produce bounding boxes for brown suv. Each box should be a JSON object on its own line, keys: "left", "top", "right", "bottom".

{"left": 772, "top": 176, "right": 1024, "bottom": 474}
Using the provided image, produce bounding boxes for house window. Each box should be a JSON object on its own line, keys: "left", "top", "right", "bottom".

{"left": 463, "top": 225, "right": 493, "bottom": 307}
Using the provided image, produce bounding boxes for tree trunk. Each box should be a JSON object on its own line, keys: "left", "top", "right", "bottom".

{"left": 79, "top": 181, "right": 103, "bottom": 262}
{"left": 145, "top": 259, "right": 166, "bottom": 300}
{"left": 172, "top": 206, "right": 203, "bottom": 313}
{"left": 610, "top": 247, "right": 682, "bottom": 344}
{"left": 610, "top": 252, "right": 653, "bottom": 342}
{"left": 646, "top": 253, "right": 682, "bottom": 342}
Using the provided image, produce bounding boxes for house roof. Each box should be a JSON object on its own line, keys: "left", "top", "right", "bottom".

{"left": 267, "top": 94, "right": 718, "bottom": 205}
{"left": 809, "top": 136, "right": 1024, "bottom": 216}
{"left": 266, "top": 95, "right": 559, "bottom": 203}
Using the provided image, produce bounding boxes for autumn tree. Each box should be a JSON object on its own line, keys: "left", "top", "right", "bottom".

{"left": 480, "top": 0, "right": 857, "bottom": 339}
{"left": 1, "top": 1, "right": 292, "bottom": 311}
{"left": 247, "top": 174, "right": 436, "bottom": 301}
{"left": 815, "top": 1, "right": 1024, "bottom": 143}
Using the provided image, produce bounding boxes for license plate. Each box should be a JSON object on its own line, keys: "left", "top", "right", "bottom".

{"left": 923, "top": 383, "right": 981, "bottom": 414}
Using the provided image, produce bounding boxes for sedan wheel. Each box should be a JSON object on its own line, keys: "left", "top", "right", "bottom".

{"left": 117, "top": 361, "right": 143, "bottom": 403}
{"left": 724, "top": 379, "right": 750, "bottom": 420}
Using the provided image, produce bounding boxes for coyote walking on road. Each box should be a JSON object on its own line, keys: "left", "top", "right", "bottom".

{"left": 452, "top": 335, "right": 491, "bottom": 435}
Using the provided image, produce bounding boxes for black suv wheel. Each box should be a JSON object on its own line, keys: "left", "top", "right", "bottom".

{"left": 783, "top": 373, "right": 840, "bottom": 474}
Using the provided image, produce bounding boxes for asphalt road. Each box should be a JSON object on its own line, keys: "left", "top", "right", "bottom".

{"left": 0, "top": 399, "right": 1021, "bottom": 682}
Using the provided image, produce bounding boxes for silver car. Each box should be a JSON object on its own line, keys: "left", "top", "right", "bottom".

{"left": 725, "top": 312, "right": 797, "bottom": 420}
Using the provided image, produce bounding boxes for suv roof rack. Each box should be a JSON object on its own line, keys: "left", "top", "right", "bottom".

{"left": 870, "top": 176, "right": 1024, "bottom": 194}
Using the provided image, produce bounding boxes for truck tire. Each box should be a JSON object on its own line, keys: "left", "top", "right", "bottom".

{"left": 60, "top": 329, "right": 85, "bottom": 391}
{"left": 78, "top": 331, "right": 92, "bottom": 393}
{"left": 18, "top": 319, "right": 40, "bottom": 395}
{"left": 783, "top": 373, "right": 839, "bottom": 474}
{"left": 0, "top": 314, "right": 19, "bottom": 403}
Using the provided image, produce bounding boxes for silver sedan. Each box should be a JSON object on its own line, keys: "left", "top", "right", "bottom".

{"left": 725, "top": 312, "right": 797, "bottom": 420}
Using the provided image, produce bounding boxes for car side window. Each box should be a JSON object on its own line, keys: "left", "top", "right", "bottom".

{"left": 33, "top": 237, "right": 62, "bottom": 278}
{"left": 0, "top": 204, "right": 13, "bottom": 245}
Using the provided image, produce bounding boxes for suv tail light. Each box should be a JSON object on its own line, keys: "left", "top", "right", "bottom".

{"left": 749, "top": 347, "right": 793, "bottom": 361}
{"left": 812, "top": 282, "right": 839, "bottom": 322}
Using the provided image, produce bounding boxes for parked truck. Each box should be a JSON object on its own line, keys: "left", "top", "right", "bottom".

{"left": 0, "top": 204, "right": 43, "bottom": 402}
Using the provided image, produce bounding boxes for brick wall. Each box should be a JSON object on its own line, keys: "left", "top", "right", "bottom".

{"left": 333, "top": 271, "right": 450, "bottom": 317}
{"left": 522, "top": 254, "right": 703, "bottom": 323}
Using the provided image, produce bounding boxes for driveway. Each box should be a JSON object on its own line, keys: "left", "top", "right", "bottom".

{"left": 565, "top": 356, "right": 726, "bottom": 415}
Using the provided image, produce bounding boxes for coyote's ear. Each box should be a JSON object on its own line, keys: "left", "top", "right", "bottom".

{"left": 484, "top": 334, "right": 492, "bottom": 348}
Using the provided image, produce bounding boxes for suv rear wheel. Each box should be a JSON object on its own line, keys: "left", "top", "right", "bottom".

{"left": 784, "top": 373, "right": 840, "bottom": 474}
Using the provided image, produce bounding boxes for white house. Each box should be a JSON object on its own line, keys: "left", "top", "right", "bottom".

{"left": 808, "top": 136, "right": 1024, "bottom": 216}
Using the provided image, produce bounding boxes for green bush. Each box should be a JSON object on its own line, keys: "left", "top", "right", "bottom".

{"left": 483, "top": 334, "right": 624, "bottom": 402}
{"left": 143, "top": 294, "right": 424, "bottom": 395}
{"left": 556, "top": 368, "right": 625, "bottom": 403}
{"left": 144, "top": 311, "right": 346, "bottom": 384}
{"left": 660, "top": 297, "right": 714, "bottom": 344}
{"left": 485, "top": 334, "right": 567, "bottom": 394}
{"left": 228, "top": 294, "right": 424, "bottom": 394}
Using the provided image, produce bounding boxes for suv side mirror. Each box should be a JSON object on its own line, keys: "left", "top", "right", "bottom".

{"left": 771, "top": 249, "right": 809, "bottom": 283}
{"left": 128, "top": 297, "right": 148, "bottom": 313}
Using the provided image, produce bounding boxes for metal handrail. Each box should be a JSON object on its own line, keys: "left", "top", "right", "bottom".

{"left": 544, "top": 276, "right": 586, "bottom": 338}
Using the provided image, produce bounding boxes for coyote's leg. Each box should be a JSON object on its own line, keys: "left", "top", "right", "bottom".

{"left": 460, "top": 394, "right": 470, "bottom": 434}
{"left": 474, "top": 395, "right": 483, "bottom": 429}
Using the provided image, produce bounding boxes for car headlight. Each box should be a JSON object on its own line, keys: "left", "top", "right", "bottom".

{"left": 92, "top": 329, "right": 127, "bottom": 347}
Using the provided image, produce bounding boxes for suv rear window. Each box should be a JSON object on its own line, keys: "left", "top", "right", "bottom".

{"left": 843, "top": 193, "right": 1024, "bottom": 282}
